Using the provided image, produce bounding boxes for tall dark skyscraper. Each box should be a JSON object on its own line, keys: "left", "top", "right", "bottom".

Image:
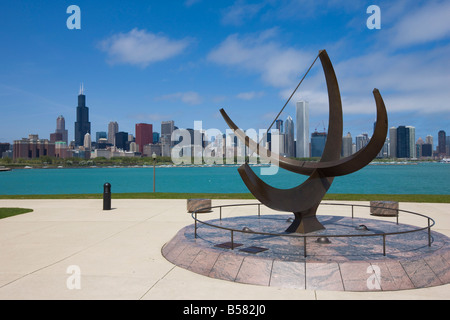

{"left": 396, "top": 125, "right": 410, "bottom": 158}
{"left": 115, "top": 131, "right": 129, "bottom": 151}
{"left": 275, "top": 119, "right": 283, "bottom": 133}
{"left": 74, "top": 83, "right": 91, "bottom": 147}
{"left": 438, "top": 130, "right": 446, "bottom": 155}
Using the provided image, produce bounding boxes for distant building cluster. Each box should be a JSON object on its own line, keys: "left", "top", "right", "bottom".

{"left": 265, "top": 101, "right": 449, "bottom": 161}
{"left": 1, "top": 85, "right": 449, "bottom": 161}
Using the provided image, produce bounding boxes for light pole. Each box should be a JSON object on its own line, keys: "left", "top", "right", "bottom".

{"left": 152, "top": 152, "right": 156, "bottom": 192}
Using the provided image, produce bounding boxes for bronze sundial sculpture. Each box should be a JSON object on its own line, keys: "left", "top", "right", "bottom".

{"left": 220, "top": 49, "right": 388, "bottom": 234}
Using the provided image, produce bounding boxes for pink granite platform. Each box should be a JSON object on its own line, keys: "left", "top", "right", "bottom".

{"left": 162, "top": 214, "right": 450, "bottom": 292}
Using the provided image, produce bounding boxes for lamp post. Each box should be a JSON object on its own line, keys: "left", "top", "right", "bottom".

{"left": 152, "top": 152, "right": 156, "bottom": 192}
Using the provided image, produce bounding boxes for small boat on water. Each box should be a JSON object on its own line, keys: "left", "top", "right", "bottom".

{"left": 0, "top": 167, "right": 12, "bottom": 172}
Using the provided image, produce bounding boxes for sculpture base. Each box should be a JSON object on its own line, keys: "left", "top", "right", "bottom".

{"left": 286, "top": 205, "right": 325, "bottom": 234}
{"left": 162, "top": 214, "right": 450, "bottom": 292}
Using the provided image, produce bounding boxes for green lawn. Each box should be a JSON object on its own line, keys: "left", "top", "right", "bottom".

{"left": 0, "top": 193, "right": 448, "bottom": 203}
{"left": 0, "top": 208, "right": 33, "bottom": 219}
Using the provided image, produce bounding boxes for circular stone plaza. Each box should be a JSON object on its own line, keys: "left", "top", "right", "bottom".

{"left": 0, "top": 199, "right": 449, "bottom": 300}
{"left": 164, "top": 202, "right": 450, "bottom": 292}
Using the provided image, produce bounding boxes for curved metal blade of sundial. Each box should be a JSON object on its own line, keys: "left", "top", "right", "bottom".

{"left": 312, "top": 88, "right": 388, "bottom": 176}
{"left": 237, "top": 162, "right": 334, "bottom": 214}
{"left": 220, "top": 49, "right": 343, "bottom": 175}
{"left": 220, "top": 88, "right": 387, "bottom": 177}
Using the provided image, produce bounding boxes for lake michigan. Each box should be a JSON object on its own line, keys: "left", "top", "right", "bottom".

{"left": 0, "top": 162, "right": 449, "bottom": 195}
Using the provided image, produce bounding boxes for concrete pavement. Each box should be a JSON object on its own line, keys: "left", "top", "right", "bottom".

{"left": 0, "top": 199, "right": 449, "bottom": 300}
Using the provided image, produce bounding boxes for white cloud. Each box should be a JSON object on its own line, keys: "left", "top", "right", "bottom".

{"left": 207, "top": 29, "right": 313, "bottom": 88}
{"left": 271, "top": 42, "right": 450, "bottom": 119}
{"left": 389, "top": 1, "right": 450, "bottom": 48}
{"left": 98, "top": 28, "right": 191, "bottom": 67}
{"left": 208, "top": 3, "right": 450, "bottom": 120}
{"left": 221, "top": 1, "right": 266, "bottom": 26}
{"left": 236, "top": 91, "right": 264, "bottom": 100}
{"left": 156, "top": 91, "right": 203, "bottom": 105}
{"left": 220, "top": 0, "right": 359, "bottom": 26}
{"left": 330, "top": 45, "right": 450, "bottom": 115}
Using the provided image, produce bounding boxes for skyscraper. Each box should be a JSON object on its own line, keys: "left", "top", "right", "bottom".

{"left": 406, "top": 126, "right": 416, "bottom": 158}
{"left": 74, "top": 84, "right": 91, "bottom": 147}
{"left": 83, "top": 133, "right": 91, "bottom": 150}
{"left": 275, "top": 119, "right": 283, "bottom": 133}
{"left": 55, "top": 115, "right": 68, "bottom": 144}
{"left": 396, "top": 126, "right": 411, "bottom": 158}
{"left": 161, "top": 120, "right": 175, "bottom": 146}
{"left": 342, "top": 132, "right": 353, "bottom": 157}
{"left": 135, "top": 123, "right": 153, "bottom": 154}
{"left": 422, "top": 143, "right": 432, "bottom": 157}
{"left": 284, "top": 116, "right": 295, "bottom": 157}
{"left": 296, "top": 101, "right": 309, "bottom": 158}
{"left": 389, "top": 127, "right": 397, "bottom": 158}
{"left": 153, "top": 132, "right": 160, "bottom": 144}
{"left": 311, "top": 131, "right": 327, "bottom": 157}
{"left": 115, "top": 131, "right": 129, "bottom": 151}
{"left": 396, "top": 126, "right": 408, "bottom": 158}
{"left": 274, "top": 132, "right": 285, "bottom": 156}
{"left": 416, "top": 137, "right": 424, "bottom": 158}
{"left": 108, "top": 121, "right": 119, "bottom": 145}
{"left": 425, "top": 135, "right": 433, "bottom": 146}
{"left": 438, "top": 130, "right": 446, "bottom": 155}
{"left": 355, "top": 133, "right": 369, "bottom": 152}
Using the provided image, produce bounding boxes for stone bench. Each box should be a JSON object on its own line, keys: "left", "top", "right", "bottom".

{"left": 187, "top": 199, "right": 211, "bottom": 213}
{"left": 370, "top": 200, "right": 399, "bottom": 217}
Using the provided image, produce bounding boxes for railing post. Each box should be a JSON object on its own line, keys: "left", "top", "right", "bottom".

{"left": 383, "top": 234, "right": 386, "bottom": 256}
{"left": 258, "top": 204, "right": 260, "bottom": 217}
{"left": 303, "top": 236, "right": 307, "bottom": 258}
{"left": 220, "top": 206, "right": 222, "bottom": 221}
{"left": 194, "top": 213, "right": 197, "bottom": 239}
{"left": 351, "top": 205, "right": 354, "bottom": 219}
{"left": 428, "top": 218, "right": 431, "bottom": 247}
{"left": 231, "top": 230, "right": 234, "bottom": 250}
{"left": 396, "top": 209, "right": 399, "bottom": 225}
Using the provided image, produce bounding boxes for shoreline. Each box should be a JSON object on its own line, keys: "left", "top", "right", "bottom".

{"left": 1, "top": 160, "right": 447, "bottom": 170}
{"left": 0, "top": 192, "right": 449, "bottom": 203}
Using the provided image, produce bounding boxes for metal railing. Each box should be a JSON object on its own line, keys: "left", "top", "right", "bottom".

{"left": 191, "top": 202, "right": 435, "bottom": 257}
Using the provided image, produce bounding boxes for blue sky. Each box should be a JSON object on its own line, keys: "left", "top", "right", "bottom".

{"left": 0, "top": 0, "right": 449, "bottom": 146}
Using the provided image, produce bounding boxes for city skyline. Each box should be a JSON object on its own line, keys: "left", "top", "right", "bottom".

{"left": 0, "top": 1, "right": 449, "bottom": 145}
{"left": 6, "top": 84, "right": 449, "bottom": 160}
{"left": 5, "top": 83, "right": 447, "bottom": 151}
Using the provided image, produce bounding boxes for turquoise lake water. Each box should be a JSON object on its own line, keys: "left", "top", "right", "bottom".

{"left": 0, "top": 163, "right": 449, "bottom": 195}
